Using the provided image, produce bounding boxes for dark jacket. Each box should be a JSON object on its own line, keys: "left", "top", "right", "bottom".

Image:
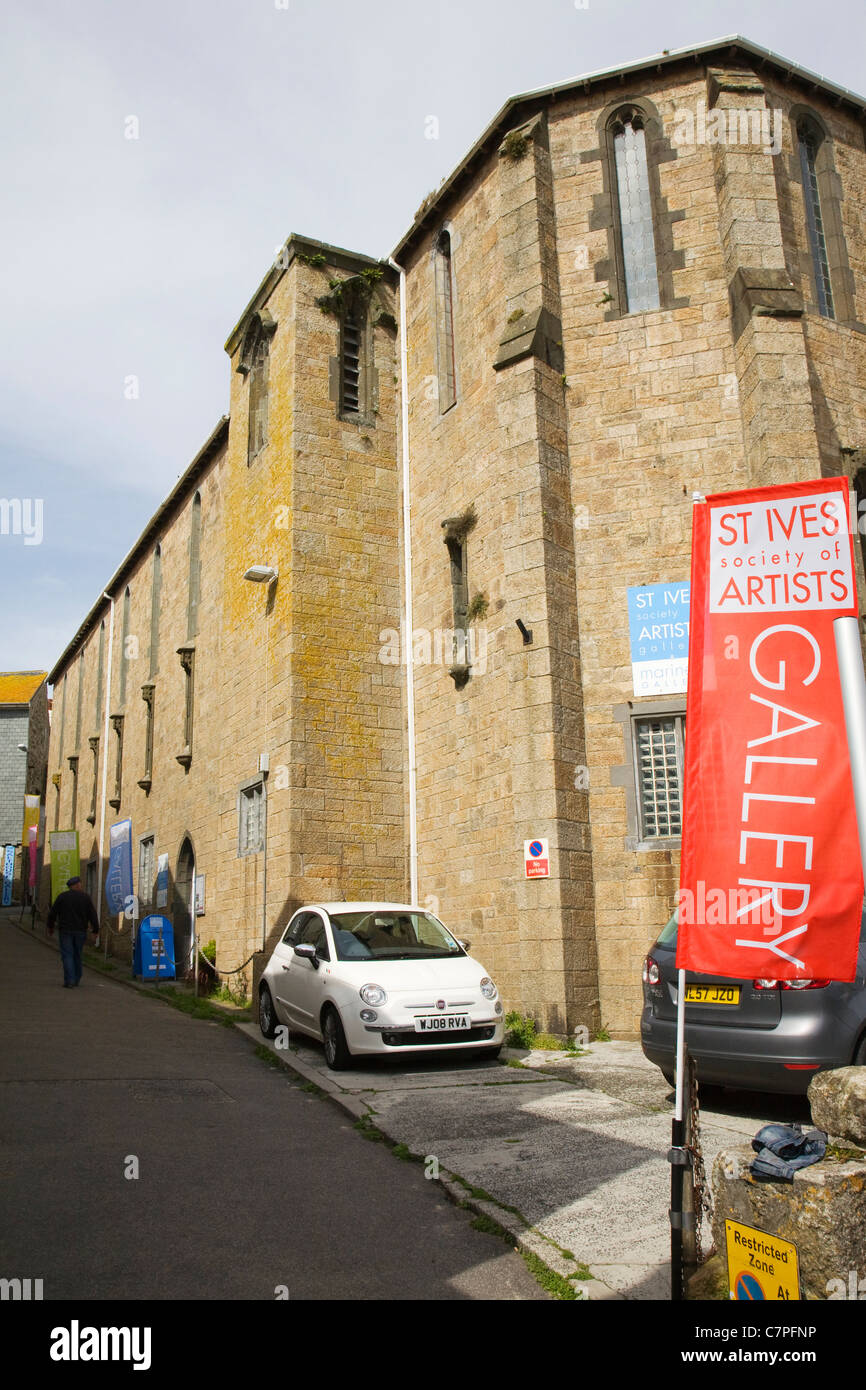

{"left": 47, "top": 889, "right": 100, "bottom": 935}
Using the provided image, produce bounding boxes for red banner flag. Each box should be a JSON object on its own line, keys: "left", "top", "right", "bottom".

{"left": 678, "top": 478, "right": 863, "bottom": 982}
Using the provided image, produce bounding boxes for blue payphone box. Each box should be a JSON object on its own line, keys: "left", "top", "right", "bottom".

{"left": 133, "top": 915, "right": 176, "bottom": 981}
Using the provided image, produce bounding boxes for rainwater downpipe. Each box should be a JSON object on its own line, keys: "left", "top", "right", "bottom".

{"left": 96, "top": 590, "right": 116, "bottom": 924}
{"left": 388, "top": 256, "right": 418, "bottom": 905}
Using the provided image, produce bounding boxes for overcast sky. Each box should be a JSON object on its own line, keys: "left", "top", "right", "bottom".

{"left": 2, "top": 0, "right": 863, "bottom": 676}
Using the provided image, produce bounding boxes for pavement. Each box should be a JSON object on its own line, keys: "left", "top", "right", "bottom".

{"left": 238, "top": 1022, "right": 810, "bottom": 1301}
{"left": 4, "top": 905, "right": 810, "bottom": 1301}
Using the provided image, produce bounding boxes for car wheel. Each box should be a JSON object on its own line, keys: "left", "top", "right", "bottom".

{"left": 661, "top": 1070, "right": 675, "bottom": 1087}
{"left": 259, "top": 984, "right": 278, "bottom": 1039}
{"left": 854, "top": 1032, "right": 866, "bottom": 1066}
{"left": 477, "top": 1045, "right": 502, "bottom": 1062}
{"left": 322, "top": 1005, "right": 352, "bottom": 1071}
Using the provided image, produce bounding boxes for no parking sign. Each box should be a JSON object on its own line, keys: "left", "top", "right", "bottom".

{"left": 725, "top": 1220, "right": 799, "bottom": 1300}
{"left": 524, "top": 839, "right": 549, "bottom": 879}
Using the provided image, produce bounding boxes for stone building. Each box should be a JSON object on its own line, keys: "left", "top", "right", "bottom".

{"left": 46, "top": 37, "right": 866, "bottom": 1036}
{"left": 0, "top": 671, "right": 49, "bottom": 898}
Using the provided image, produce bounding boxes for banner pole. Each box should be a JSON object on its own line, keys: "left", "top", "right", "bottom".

{"left": 833, "top": 616, "right": 866, "bottom": 882}
{"left": 669, "top": 967, "right": 688, "bottom": 1299}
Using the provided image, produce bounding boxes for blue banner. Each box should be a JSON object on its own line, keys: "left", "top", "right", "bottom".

{"left": 105, "top": 819, "right": 133, "bottom": 915}
{"left": 2, "top": 845, "right": 15, "bottom": 906}
{"left": 155, "top": 853, "right": 169, "bottom": 909}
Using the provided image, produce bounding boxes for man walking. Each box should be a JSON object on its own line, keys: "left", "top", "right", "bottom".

{"left": 46, "top": 876, "right": 100, "bottom": 988}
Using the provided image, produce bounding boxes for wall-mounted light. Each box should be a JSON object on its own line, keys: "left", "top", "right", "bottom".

{"left": 244, "top": 565, "right": 278, "bottom": 584}
{"left": 516, "top": 619, "right": 533, "bottom": 645}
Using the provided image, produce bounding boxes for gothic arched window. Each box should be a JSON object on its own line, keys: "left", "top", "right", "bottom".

{"left": 434, "top": 229, "right": 457, "bottom": 413}
{"left": 797, "top": 118, "right": 835, "bottom": 319}
{"left": 610, "top": 107, "right": 661, "bottom": 314}
{"left": 238, "top": 310, "right": 276, "bottom": 462}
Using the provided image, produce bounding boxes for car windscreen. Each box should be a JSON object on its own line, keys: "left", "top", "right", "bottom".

{"left": 657, "top": 911, "right": 678, "bottom": 948}
{"left": 328, "top": 911, "right": 464, "bottom": 962}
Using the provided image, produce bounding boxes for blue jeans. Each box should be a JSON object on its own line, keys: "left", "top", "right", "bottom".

{"left": 59, "top": 930, "right": 85, "bottom": 986}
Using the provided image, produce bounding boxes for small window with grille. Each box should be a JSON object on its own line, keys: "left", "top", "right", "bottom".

{"left": 633, "top": 714, "right": 684, "bottom": 840}
{"left": 238, "top": 780, "right": 264, "bottom": 856}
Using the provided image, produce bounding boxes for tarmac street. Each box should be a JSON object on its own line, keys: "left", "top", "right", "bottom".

{"left": 1, "top": 911, "right": 811, "bottom": 1303}
{"left": 0, "top": 918, "right": 546, "bottom": 1301}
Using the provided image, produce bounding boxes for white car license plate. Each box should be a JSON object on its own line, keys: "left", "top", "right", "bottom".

{"left": 414, "top": 1014, "right": 471, "bottom": 1033}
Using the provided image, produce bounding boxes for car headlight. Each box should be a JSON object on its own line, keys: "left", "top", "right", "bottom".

{"left": 480, "top": 977, "right": 497, "bottom": 999}
{"left": 360, "top": 984, "right": 387, "bottom": 1007}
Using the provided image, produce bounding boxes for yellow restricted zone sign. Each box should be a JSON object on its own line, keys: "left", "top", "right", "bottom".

{"left": 725, "top": 1219, "right": 800, "bottom": 1301}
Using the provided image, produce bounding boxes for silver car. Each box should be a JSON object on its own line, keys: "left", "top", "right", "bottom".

{"left": 640, "top": 909, "right": 866, "bottom": 1093}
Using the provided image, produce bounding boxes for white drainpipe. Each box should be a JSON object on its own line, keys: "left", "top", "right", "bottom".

{"left": 388, "top": 256, "right": 418, "bottom": 906}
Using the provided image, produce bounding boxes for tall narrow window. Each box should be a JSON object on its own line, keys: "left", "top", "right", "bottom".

{"left": 611, "top": 109, "right": 661, "bottom": 314}
{"left": 187, "top": 495, "right": 201, "bottom": 640}
{"left": 118, "top": 587, "right": 131, "bottom": 706}
{"left": 109, "top": 714, "right": 124, "bottom": 810}
{"left": 247, "top": 330, "right": 270, "bottom": 459}
{"left": 434, "top": 230, "right": 457, "bottom": 413}
{"left": 238, "top": 310, "right": 275, "bottom": 463}
{"left": 176, "top": 646, "right": 195, "bottom": 770}
{"left": 149, "top": 544, "right": 161, "bottom": 678}
{"left": 87, "top": 736, "right": 99, "bottom": 825}
{"left": 445, "top": 535, "right": 470, "bottom": 687}
{"left": 68, "top": 755, "right": 79, "bottom": 826}
{"left": 58, "top": 674, "right": 68, "bottom": 763}
{"left": 797, "top": 120, "right": 835, "bottom": 319}
{"left": 74, "top": 652, "right": 84, "bottom": 751}
{"left": 340, "top": 308, "right": 362, "bottom": 415}
{"left": 446, "top": 537, "right": 469, "bottom": 637}
{"left": 441, "top": 508, "right": 476, "bottom": 687}
{"left": 95, "top": 621, "right": 105, "bottom": 726}
{"left": 139, "top": 684, "right": 155, "bottom": 792}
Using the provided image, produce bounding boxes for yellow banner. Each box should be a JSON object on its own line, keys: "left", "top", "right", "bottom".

{"left": 49, "top": 830, "right": 80, "bottom": 902}
{"left": 22, "top": 795, "right": 40, "bottom": 849}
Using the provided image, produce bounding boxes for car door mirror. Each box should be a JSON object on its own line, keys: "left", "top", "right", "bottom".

{"left": 294, "top": 943, "right": 319, "bottom": 968}
{"left": 457, "top": 939, "right": 470, "bottom": 953}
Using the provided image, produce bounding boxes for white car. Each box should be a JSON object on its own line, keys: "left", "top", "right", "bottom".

{"left": 257, "top": 902, "right": 504, "bottom": 1069}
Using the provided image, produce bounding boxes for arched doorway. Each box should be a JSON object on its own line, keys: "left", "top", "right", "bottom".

{"left": 172, "top": 837, "right": 195, "bottom": 979}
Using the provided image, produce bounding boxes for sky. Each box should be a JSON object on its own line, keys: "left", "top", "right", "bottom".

{"left": 2, "top": 0, "right": 864, "bottom": 676}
